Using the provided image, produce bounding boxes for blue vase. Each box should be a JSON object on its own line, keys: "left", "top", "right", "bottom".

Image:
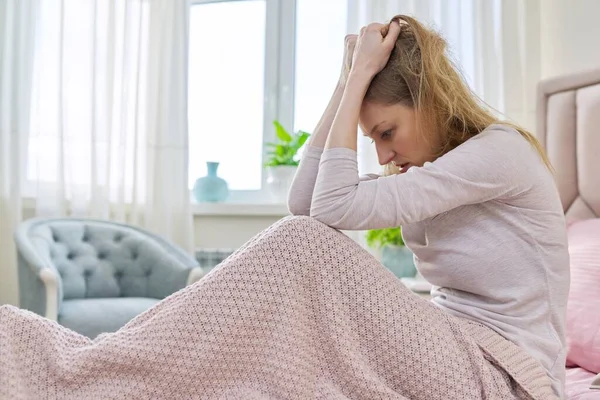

{"left": 193, "top": 162, "right": 229, "bottom": 203}
{"left": 381, "top": 245, "right": 417, "bottom": 278}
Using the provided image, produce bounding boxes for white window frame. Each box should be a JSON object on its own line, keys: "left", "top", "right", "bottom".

{"left": 189, "top": 0, "right": 297, "bottom": 204}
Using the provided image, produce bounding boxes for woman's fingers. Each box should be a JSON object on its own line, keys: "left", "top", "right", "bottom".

{"left": 345, "top": 34, "right": 358, "bottom": 47}
{"left": 383, "top": 19, "right": 401, "bottom": 48}
{"left": 339, "top": 34, "right": 358, "bottom": 84}
{"left": 348, "top": 19, "right": 401, "bottom": 78}
{"left": 365, "top": 22, "right": 385, "bottom": 33}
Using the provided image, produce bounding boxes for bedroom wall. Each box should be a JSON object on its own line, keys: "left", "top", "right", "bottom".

{"left": 194, "top": 215, "right": 284, "bottom": 249}
{"left": 540, "top": 0, "right": 600, "bottom": 79}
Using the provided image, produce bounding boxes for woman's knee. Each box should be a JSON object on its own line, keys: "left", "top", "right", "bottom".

{"left": 270, "top": 215, "right": 339, "bottom": 242}
{"left": 268, "top": 216, "right": 370, "bottom": 268}
{"left": 275, "top": 215, "right": 324, "bottom": 230}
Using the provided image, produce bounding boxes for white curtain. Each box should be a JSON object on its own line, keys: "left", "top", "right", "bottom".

{"left": 0, "top": 0, "right": 194, "bottom": 306}
{"left": 27, "top": 0, "right": 194, "bottom": 247}
{"left": 0, "top": 0, "right": 39, "bottom": 305}
{"left": 347, "top": 0, "right": 542, "bottom": 175}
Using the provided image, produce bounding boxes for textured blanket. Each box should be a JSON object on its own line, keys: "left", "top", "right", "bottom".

{"left": 1, "top": 216, "right": 555, "bottom": 399}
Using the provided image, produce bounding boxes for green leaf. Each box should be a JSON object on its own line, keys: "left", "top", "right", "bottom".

{"left": 296, "top": 131, "right": 310, "bottom": 148}
{"left": 273, "top": 120, "right": 292, "bottom": 143}
{"left": 291, "top": 131, "right": 310, "bottom": 153}
{"left": 263, "top": 123, "right": 311, "bottom": 167}
{"left": 365, "top": 227, "right": 405, "bottom": 249}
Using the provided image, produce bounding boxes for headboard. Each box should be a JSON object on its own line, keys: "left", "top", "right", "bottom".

{"left": 537, "top": 68, "right": 600, "bottom": 222}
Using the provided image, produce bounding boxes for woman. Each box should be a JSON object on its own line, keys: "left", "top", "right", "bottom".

{"left": 0, "top": 15, "right": 567, "bottom": 400}
{"left": 290, "top": 14, "right": 568, "bottom": 398}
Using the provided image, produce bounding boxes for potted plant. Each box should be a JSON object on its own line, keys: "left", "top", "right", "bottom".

{"left": 365, "top": 227, "right": 416, "bottom": 278}
{"left": 264, "top": 120, "right": 310, "bottom": 203}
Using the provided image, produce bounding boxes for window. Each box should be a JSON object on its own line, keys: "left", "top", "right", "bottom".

{"left": 188, "top": 0, "right": 348, "bottom": 202}
{"left": 293, "top": 0, "right": 347, "bottom": 134}
{"left": 188, "top": 0, "right": 266, "bottom": 192}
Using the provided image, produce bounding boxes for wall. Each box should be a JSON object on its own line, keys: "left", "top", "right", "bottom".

{"left": 540, "top": 0, "right": 600, "bottom": 79}
{"left": 194, "top": 214, "right": 284, "bottom": 249}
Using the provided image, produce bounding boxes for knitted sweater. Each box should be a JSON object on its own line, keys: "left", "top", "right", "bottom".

{"left": 288, "top": 124, "right": 570, "bottom": 398}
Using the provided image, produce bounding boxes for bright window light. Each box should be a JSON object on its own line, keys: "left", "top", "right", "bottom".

{"left": 294, "top": 0, "right": 347, "bottom": 134}
{"left": 188, "top": 1, "right": 266, "bottom": 190}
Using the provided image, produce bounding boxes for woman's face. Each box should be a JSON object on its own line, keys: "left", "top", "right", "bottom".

{"left": 359, "top": 101, "right": 434, "bottom": 172}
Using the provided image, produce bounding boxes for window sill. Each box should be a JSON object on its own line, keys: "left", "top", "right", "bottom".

{"left": 23, "top": 196, "right": 290, "bottom": 218}
{"left": 191, "top": 202, "right": 290, "bottom": 217}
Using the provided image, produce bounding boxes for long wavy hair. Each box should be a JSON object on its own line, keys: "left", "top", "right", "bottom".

{"left": 368, "top": 15, "right": 552, "bottom": 175}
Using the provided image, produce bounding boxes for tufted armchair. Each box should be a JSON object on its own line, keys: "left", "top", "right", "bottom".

{"left": 15, "top": 217, "right": 205, "bottom": 338}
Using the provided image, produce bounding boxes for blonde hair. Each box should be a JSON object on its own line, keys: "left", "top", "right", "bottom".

{"left": 369, "top": 15, "right": 552, "bottom": 175}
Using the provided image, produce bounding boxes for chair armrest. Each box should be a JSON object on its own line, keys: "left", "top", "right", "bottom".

{"left": 14, "top": 228, "right": 63, "bottom": 320}
{"left": 186, "top": 267, "right": 205, "bottom": 286}
{"left": 39, "top": 268, "right": 60, "bottom": 320}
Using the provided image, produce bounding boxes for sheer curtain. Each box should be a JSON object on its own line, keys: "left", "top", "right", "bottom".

{"left": 26, "top": 0, "right": 194, "bottom": 247}
{"left": 0, "top": 1, "right": 39, "bottom": 305}
{"left": 347, "top": 0, "right": 542, "bottom": 175}
{"left": 0, "top": 0, "right": 194, "bottom": 306}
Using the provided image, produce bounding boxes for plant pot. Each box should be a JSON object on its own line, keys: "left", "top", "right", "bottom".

{"left": 265, "top": 165, "right": 297, "bottom": 204}
{"left": 381, "top": 245, "right": 417, "bottom": 278}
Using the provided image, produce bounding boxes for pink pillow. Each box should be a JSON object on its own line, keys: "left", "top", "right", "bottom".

{"left": 566, "top": 218, "right": 600, "bottom": 373}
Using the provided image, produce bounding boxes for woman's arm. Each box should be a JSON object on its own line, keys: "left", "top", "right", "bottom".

{"left": 287, "top": 82, "right": 345, "bottom": 216}
{"left": 309, "top": 22, "right": 529, "bottom": 230}
{"left": 325, "top": 21, "right": 401, "bottom": 152}
{"left": 287, "top": 36, "right": 356, "bottom": 215}
{"left": 306, "top": 82, "right": 347, "bottom": 150}
{"left": 310, "top": 127, "right": 531, "bottom": 230}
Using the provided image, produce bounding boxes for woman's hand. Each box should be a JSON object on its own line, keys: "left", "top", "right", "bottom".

{"left": 350, "top": 20, "right": 401, "bottom": 81}
{"left": 339, "top": 34, "right": 357, "bottom": 86}
{"left": 324, "top": 20, "right": 400, "bottom": 152}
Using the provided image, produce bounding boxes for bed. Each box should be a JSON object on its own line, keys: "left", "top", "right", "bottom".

{"left": 537, "top": 67, "right": 600, "bottom": 399}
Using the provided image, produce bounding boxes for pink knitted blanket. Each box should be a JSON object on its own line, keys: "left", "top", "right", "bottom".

{"left": 1, "top": 217, "right": 555, "bottom": 399}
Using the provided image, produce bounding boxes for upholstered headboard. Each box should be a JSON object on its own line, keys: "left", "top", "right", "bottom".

{"left": 537, "top": 68, "right": 600, "bottom": 222}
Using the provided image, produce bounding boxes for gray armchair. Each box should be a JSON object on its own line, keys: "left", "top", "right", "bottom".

{"left": 15, "top": 217, "right": 205, "bottom": 338}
